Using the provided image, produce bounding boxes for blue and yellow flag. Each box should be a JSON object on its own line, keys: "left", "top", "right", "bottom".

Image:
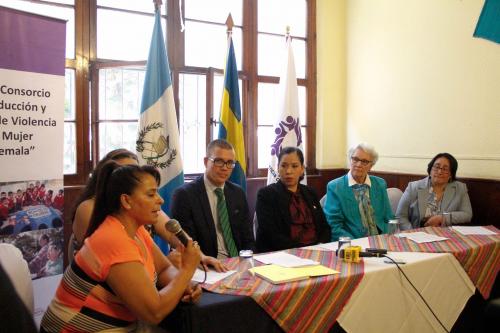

{"left": 218, "top": 36, "right": 247, "bottom": 191}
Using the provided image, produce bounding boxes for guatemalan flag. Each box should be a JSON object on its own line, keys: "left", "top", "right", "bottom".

{"left": 267, "top": 33, "right": 306, "bottom": 185}
{"left": 218, "top": 34, "right": 247, "bottom": 192}
{"left": 136, "top": 9, "right": 184, "bottom": 253}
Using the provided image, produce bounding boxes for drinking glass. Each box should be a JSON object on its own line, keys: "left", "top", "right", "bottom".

{"left": 388, "top": 219, "right": 400, "bottom": 237}
{"left": 441, "top": 212, "right": 452, "bottom": 227}
{"left": 337, "top": 236, "right": 352, "bottom": 256}
{"left": 224, "top": 250, "right": 255, "bottom": 290}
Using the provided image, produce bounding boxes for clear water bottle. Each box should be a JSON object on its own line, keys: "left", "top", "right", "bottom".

{"left": 225, "top": 250, "right": 255, "bottom": 290}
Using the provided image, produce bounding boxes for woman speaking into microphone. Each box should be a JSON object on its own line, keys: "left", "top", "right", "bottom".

{"left": 40, "top": 162, "right": 201, "bottom": 332}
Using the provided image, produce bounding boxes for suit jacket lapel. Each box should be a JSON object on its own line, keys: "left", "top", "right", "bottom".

{"left": 441, "top": 182, "right": 456, "bottom": 212}
{"left": 417, "top": 179, "right": 430, "bottom": 219}
{"left": 343, "top": 175, "right": 357, "bottom": 205}
{"left": 196, "top": 178, "right": 217, "bottom": 240}
{"left": 279, "top": 184, "right": 293, "bottom": 224}
{"left": 223, "top": 184, "right": 239, "bottom": 235}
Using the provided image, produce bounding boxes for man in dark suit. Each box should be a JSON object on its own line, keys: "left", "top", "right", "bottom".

{"left": 171, "top": 139, "right": 255, "bottom": 258}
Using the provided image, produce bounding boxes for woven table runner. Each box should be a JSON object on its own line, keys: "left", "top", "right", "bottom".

{"left": 368, "top": 226, "right": 500, "bottom": 299}
{"left": 204, "top": 248, "right": 364, "bottom": 333}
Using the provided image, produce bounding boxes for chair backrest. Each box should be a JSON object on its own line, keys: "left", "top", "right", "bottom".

{"left": 386, "top": 187, "right": 403, "bottom": 215}
{"left": 0, "top": 243, "right": 34, "bottom": 314}
{"left": 319, "top": 194, "right": 327, "bottom": 208}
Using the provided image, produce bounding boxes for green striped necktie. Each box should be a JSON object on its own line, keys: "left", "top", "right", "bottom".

{"left": 214, "top": 188, "right": 238, "bottom": 257}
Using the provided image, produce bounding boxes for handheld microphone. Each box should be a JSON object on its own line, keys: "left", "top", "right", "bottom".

{"left": 165, "top": 219, "right": 190, "bottom": 247}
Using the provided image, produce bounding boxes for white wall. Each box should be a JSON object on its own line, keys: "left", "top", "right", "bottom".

{"left": 317, "top": 0, "right": 500, "bottom": 179}
{"left": 316, "top": 0, "right": 347, "bottom": 168}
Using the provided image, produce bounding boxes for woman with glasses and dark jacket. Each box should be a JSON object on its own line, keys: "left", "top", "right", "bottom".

{"left": 396, "top": 152, "right": 472, "bottom": 230}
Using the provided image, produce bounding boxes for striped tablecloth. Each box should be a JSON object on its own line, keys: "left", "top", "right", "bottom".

{"left": 204, "top": 248, "right": 364, "bottom": 333}
{"left": 368, "top": 225, "right": 500, "bottom": 299}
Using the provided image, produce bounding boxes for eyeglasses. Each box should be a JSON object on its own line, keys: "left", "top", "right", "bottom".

{"left": 351, "top": 156, "right": 372, "bottom": 166}
{"left": 208, "top": 157, "right": 236, "bottom": 169}
{"left": 432, "top": 165, "right": 450, "bottom": 173}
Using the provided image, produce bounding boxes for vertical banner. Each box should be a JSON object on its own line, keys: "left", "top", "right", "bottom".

{"left": 473, "top": 0, "right": 500, "bottom": 44}
{"left": 0, "top": 6, "right": 66, "bottom": 280}
{"left": 267, "top": 34, "right": 305, "bottom": 185}
{"left": 136, "top": 9, "right": 183, "bottom": 254}
{"left": 218, "top": 34, "right": 247, "bottom": 192}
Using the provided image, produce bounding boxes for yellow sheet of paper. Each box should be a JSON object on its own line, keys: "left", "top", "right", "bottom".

{"left": 291, "top": 265, "right": 339, "bottom": 277}
{"left": 249, "top": 264, "right": 339, "bottom": 284}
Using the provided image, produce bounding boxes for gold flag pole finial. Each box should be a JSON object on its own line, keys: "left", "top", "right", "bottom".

{"left": 226, "top": 13, "right": 234, "bottom": 37}
{"left": 286, "top": 26, "right": 291, "bottom": 41}
{"left": 153, "top": 0, "right": 162, "bottom": 11}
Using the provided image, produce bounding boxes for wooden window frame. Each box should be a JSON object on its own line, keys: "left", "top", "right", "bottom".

{"left": 64, "top": 0, "right": 317, "bottom": 186}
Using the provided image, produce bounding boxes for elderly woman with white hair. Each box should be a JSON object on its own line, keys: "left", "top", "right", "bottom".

{"left": 323, "top": 143, "right": 393, "bottom": 241}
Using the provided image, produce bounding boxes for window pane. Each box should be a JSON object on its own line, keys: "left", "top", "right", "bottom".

{"left": 97, "top": 0, "right": 157, "bottom": 13}
{"left": 257, "top": 126, "right": 274, "bottom": 169}
{"left": 179, "top": 74, "right": 206, "bottom": 174}
{"left": 258, "top": 83, "right": 307, "bottom": 126}
{"left": 258, "top": 0, "right": 306, "bottom": 37}
{"left": 65, "top": 69, "right": 75, "bottom": 120}
{"left": 1, "top": 0, "right": 75, "bottom": 58}
{"left": 64, "top": 122, "right": 76, "bottom": 174}
{"left": 212, "top": 74, "right": 224, "bottom": 140}
{"left": 98, "top": 122, "right": 138, "bottom": 160}
{"left": 258, "top": 34, "right": 305, "bottom": 78}
{"left": 97, "top": 9, "right": 165, "bottom": 61}
{"left": 185, "top": 0, "right": 242, "bottom": 25}
{"left": 185, "top": 21, "right": 242, "bottom": 70}
{"left": 98, "top": 68, "right": 145, "bottom": 120}
{"left": 257, "top": 126, "right": 306, "bottom": 169}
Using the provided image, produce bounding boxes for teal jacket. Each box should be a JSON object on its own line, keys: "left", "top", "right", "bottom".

{"left": 323, "top": 174, "right": 394, "bottom": 241}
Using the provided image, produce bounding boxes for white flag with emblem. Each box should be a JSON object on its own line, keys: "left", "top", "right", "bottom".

{"left": 267, "top": 34, "right": 306, "bottom": 185}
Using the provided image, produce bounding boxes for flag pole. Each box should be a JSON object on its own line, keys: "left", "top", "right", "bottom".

{"left": 225, "top": 13, "right": 234, "bottom": 37}
{"left": 153, "top": 0, "right": 162, "bottom": 11}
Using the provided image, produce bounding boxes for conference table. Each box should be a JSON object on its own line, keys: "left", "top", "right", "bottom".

{"left": 161, "top": 226, "right": 499, "bottom": 333}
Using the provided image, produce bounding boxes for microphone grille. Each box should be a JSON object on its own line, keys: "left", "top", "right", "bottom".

{"left": 165, "top": 219, "right": 182, "bottom": 234}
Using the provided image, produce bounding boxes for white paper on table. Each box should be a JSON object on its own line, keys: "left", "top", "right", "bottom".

{"left": 315, "top": 238, "right": 371, "bottom": 251}
{"left": 314, "top": 242, "right": 338, "bottom": 251}
{"left": 254, "top": 252, "right": 319, "bottom": 267}
{"left": 191, "top": 268, "right": 236, "bottom": 284}
{"left": 399, "top": 232, "right": 448, "bottom": 243}
{"left": 451, "top": 226, "right": 497, "bottom": 236}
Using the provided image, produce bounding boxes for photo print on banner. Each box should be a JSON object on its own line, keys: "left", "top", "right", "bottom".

{"left": 0, "top": 6, "right": 66, "bottom": 279}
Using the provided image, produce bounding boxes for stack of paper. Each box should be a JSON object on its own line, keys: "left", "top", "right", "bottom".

{"left": 191, "top": 268, "right": 237, "bottom": 285}
{"left": 399, "top": 232, "right": 448, "bottom": 243}
{"left": 249, "top": 264, "right": 339, "bottom": 284}
{"left": 451, "top": 226, "right": 497, "bottom": 235}
{"left": 254, "top": 252, "right": 319, "bottom": 267}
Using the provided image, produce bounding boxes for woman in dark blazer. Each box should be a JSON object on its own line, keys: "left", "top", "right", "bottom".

{"left": 256, "top": 147, "right": 330, "bottom": 253}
